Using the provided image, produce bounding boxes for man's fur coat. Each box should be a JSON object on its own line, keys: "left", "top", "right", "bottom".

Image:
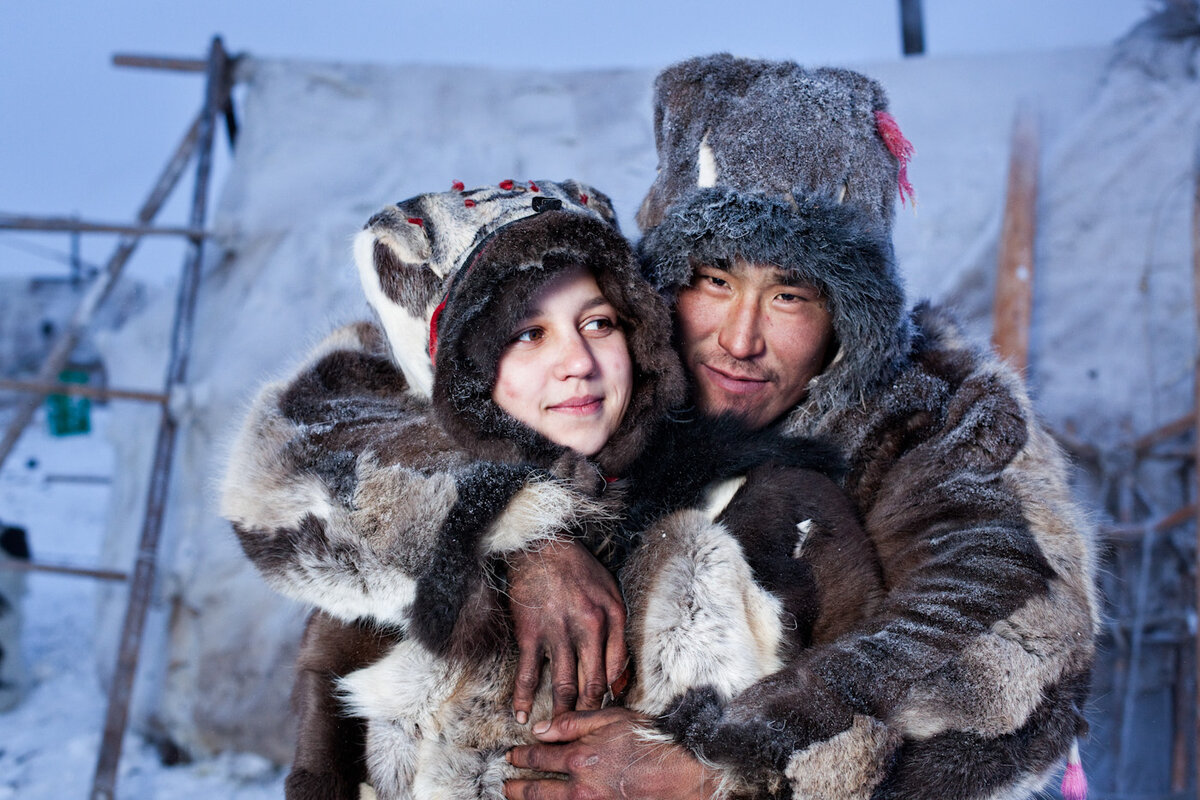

{"left": 633, "top": 55, "right": 1099, "bottom": 800}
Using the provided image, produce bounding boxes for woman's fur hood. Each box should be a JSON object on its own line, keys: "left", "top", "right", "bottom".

{"left": 355, "top": 180, "right": 685, "bottom": 476}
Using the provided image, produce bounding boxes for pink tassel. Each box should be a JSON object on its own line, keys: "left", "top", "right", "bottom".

{"left": 874, "top": 110, "right": 916, "bottom": 207}
{"left": 1060, "top": 739, "right": 1087, "bottom": 800}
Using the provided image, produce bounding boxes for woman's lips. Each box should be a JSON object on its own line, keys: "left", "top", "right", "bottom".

{"left": 548, "top": 395, "right": 603, "bottom": 415}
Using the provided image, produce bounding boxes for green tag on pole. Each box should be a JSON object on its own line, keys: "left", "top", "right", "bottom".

{"left": 46, "top": 369, "right": 91, "bottom": 436}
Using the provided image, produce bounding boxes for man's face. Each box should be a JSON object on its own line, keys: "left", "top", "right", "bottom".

{"left": 675, "top": 259, "right": 835, "bottom": 429}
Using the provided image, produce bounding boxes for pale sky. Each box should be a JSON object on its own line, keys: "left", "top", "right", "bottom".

{"left": 0, "top": 0, "right": 1150, "bottom": 282}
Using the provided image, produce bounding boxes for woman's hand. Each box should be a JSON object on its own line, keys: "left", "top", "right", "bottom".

{"left": 507, "top": 539, "right": 627, "bottom": 723}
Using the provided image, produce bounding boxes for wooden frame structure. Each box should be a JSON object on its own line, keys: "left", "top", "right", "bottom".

{"left": 0, "top": 36, "right": 237, "bottom": 800}
{"left": 992, "top": 105, "right": 1200, "bottom": 798}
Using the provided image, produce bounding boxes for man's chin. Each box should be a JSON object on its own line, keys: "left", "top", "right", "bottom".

{"left": 697, "top": 390, "right": 777, "bottom": 430}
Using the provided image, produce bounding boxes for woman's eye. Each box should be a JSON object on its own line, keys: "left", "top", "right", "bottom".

{"left": 582, "top": 317, "right": 615, "bottom": 333}
{"left": 512, "top": 327, "right": 543, "bottom": 344}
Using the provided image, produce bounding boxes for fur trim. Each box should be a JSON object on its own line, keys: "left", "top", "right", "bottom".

{"left": 431, "top": 209, "right": 686, "bottom": 476}
{"left": 636, "top": 54, "right": 905, "bottom": 234}
{"left": 638, "top": 190, "right": 911, "bottom": 419}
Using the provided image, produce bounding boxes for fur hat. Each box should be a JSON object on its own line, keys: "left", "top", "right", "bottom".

{"left": 636, "top": 54, "right": 915, "bottom": 418}
{"left": 636, "top": 53, "right": 913, "bottom": 233}
{"left": 355, "top": 179, "right": 685, "bottom": 475}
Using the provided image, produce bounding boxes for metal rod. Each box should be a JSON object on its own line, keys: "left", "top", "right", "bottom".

{"left": 899, "top": 0, "right": 925, "bottom": 56}
{"left": 0, "top": 559, "right": 127, "bottom": 582}
{"left": 0, "top": 378, "right": 168, "bottom": 405}
{"left": 112, "top": 54, "right": 207, "bottom": 72}
{"left": 991, "top": 104, "right": 1039, "bottom": 373}
{"left": 90, "top": 37, "right": 229, "bottom": 800}
{"left": 0, "top": 111, "right": 203, "bottom": 471}
{"left": 0, "top": 214, "right": 209, "bottom": 239}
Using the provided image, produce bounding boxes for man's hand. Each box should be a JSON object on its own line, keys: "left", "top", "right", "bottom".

{"left": 507, "top": 540, "right": 627, "bottom": 723}
{"left": 504, "top": 708, "right": 720, "bottom": 800}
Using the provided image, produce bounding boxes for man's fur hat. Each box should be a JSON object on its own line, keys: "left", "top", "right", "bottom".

{"left": 355, "top": 179, "right": 685, "bottom": 475}
{"left": 637, "top": 54, "right": 916, "bottom": 418}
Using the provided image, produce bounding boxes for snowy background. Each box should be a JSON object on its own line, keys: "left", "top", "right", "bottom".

{"left": 1, "top": 2, "right": 1190, "bottom": 798}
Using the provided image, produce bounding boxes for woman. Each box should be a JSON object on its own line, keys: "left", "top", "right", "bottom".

{"left": 223, "top": 180, "right": 881, "bottom": 799}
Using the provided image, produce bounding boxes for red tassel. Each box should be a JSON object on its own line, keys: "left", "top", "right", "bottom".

{"left": 1060, "top": 740, "right": 1087, "bottom": 800}
{"left": 406, "top": 217, "right": 424, "bottom": 227}
{"left": 428, "top": 297, "right": 447, "bottom": 360}
{"left": 874, "top": 110, "right": 916, "bottom": 207}
{"left": 464, "top": 199, "right": 476, "bottom": 208}
{"left": 528, "top": 181, "right": 540, "bottom": 192}
{"left": 451, "top": 180, "right": 465, "bottom": 192}
{"left": 499, "top": 179, "right": 515, "bottom": 190}
{"left": 579, "top": 193, "right": 589, "bottom": 205}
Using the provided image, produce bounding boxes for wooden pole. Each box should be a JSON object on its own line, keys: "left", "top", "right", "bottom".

{"left": 112, "top": 54, "right": 207, "bottom": 72}
{"left": 89, "top": 37, "right": 231, "bottom": 800}
{"left": 1191, "top": 137, "right": 1200, "bottom": 800}
{"left": 0, "top": 378, "right": 168, "bottom": 405}
{"left": 0, "top": 111, "right": 203, "bottom": 471}
{"left": 0, "top": 214, "right": 208, "bottom": 239}
{"left": 0, "top": 559, "right": 127, "bottom": 582}
{"left": 992, "top": 104, "right": 1039, "bottom": 373}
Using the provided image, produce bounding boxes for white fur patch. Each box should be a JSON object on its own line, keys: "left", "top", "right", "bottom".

{"left": 793, "top": 518, "right": 813, "bottom": 559}
{"left": 339, "top": 640, "right": 459, "bottom": 725}
{"left": 696, "top": 131, "right": 719, "bottom": 188}
{"left": 699, "top": 475, "right": 746, "bottom": 522}
{"left": 353, "top": 229, "right": 434, "bottom": 399}
{"left": 482, "top": 479, "right": 611, "bottom": 554}
{"left": 630, "top": 514, "right": 783, "bottom": 714}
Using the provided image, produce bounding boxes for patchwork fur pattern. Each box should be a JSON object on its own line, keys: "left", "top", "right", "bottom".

{"left": 289, "top": 415, "right": 882, "bottom": 800}
{"left": 633, "top": 53, "right": 1097, "bottom": 799}
{"left": 646, "top": 309, "right": 1098, "bottom": 800}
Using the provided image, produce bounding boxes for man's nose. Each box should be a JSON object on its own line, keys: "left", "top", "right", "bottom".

{"left": 554, "top": 332, "right": 598, "bottom": 379}
{"left": 717, "top": 296, "right": 764, "bottom": 359}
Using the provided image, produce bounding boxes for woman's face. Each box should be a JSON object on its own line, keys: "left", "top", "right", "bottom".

{"left": 492, "top": 266, "right": 632, "bottom": 457}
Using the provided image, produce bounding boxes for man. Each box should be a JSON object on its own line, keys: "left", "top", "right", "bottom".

{"left": 502, "top": 55, "right": 1097, "bottom": 800}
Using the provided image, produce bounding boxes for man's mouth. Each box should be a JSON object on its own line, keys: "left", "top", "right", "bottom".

{"left": 700, "top": 363, "right": 770, "bottom": 395}
{"left": 548, "top": 395, "right": 603, "bottom": 415}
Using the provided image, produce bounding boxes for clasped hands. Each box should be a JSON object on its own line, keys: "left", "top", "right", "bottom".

{"left": 502, "top": 539, "right": 718, "bottom": 800}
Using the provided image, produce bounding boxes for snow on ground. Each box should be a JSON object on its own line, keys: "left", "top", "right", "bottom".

{"left": 0, "top": 406, "right": 285, "bottom": 798}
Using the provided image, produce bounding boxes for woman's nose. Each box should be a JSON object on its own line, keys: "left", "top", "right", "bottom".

{"left": 554, "top": 332, "right": 597, "bottom": 379}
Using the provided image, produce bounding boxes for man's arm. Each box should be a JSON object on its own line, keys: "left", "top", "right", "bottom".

{"left": 665, "top": 356, "right": 1097, "bottom": 797}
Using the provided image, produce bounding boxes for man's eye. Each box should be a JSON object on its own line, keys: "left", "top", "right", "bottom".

{"left": 702, "top": 274, "right": 728, "bottom": 288}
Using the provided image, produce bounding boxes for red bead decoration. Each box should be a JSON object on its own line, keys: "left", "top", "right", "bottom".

{"left": 579, "top": 194, "right": 589, "bottom": 204}
{"left": 464, "top": 199, "right": 476, "bottom": 207}
{"left": 528, "top": 181, "right": 540, "bottom": 192}
{"left": 499, "top": 179, "right": 515, "bottom": 190}
{"left": 406, "top": 217, "right": 424, "bottom": 227}
{"left": 451, "top": 180, "right": 465, "bottom": 191}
